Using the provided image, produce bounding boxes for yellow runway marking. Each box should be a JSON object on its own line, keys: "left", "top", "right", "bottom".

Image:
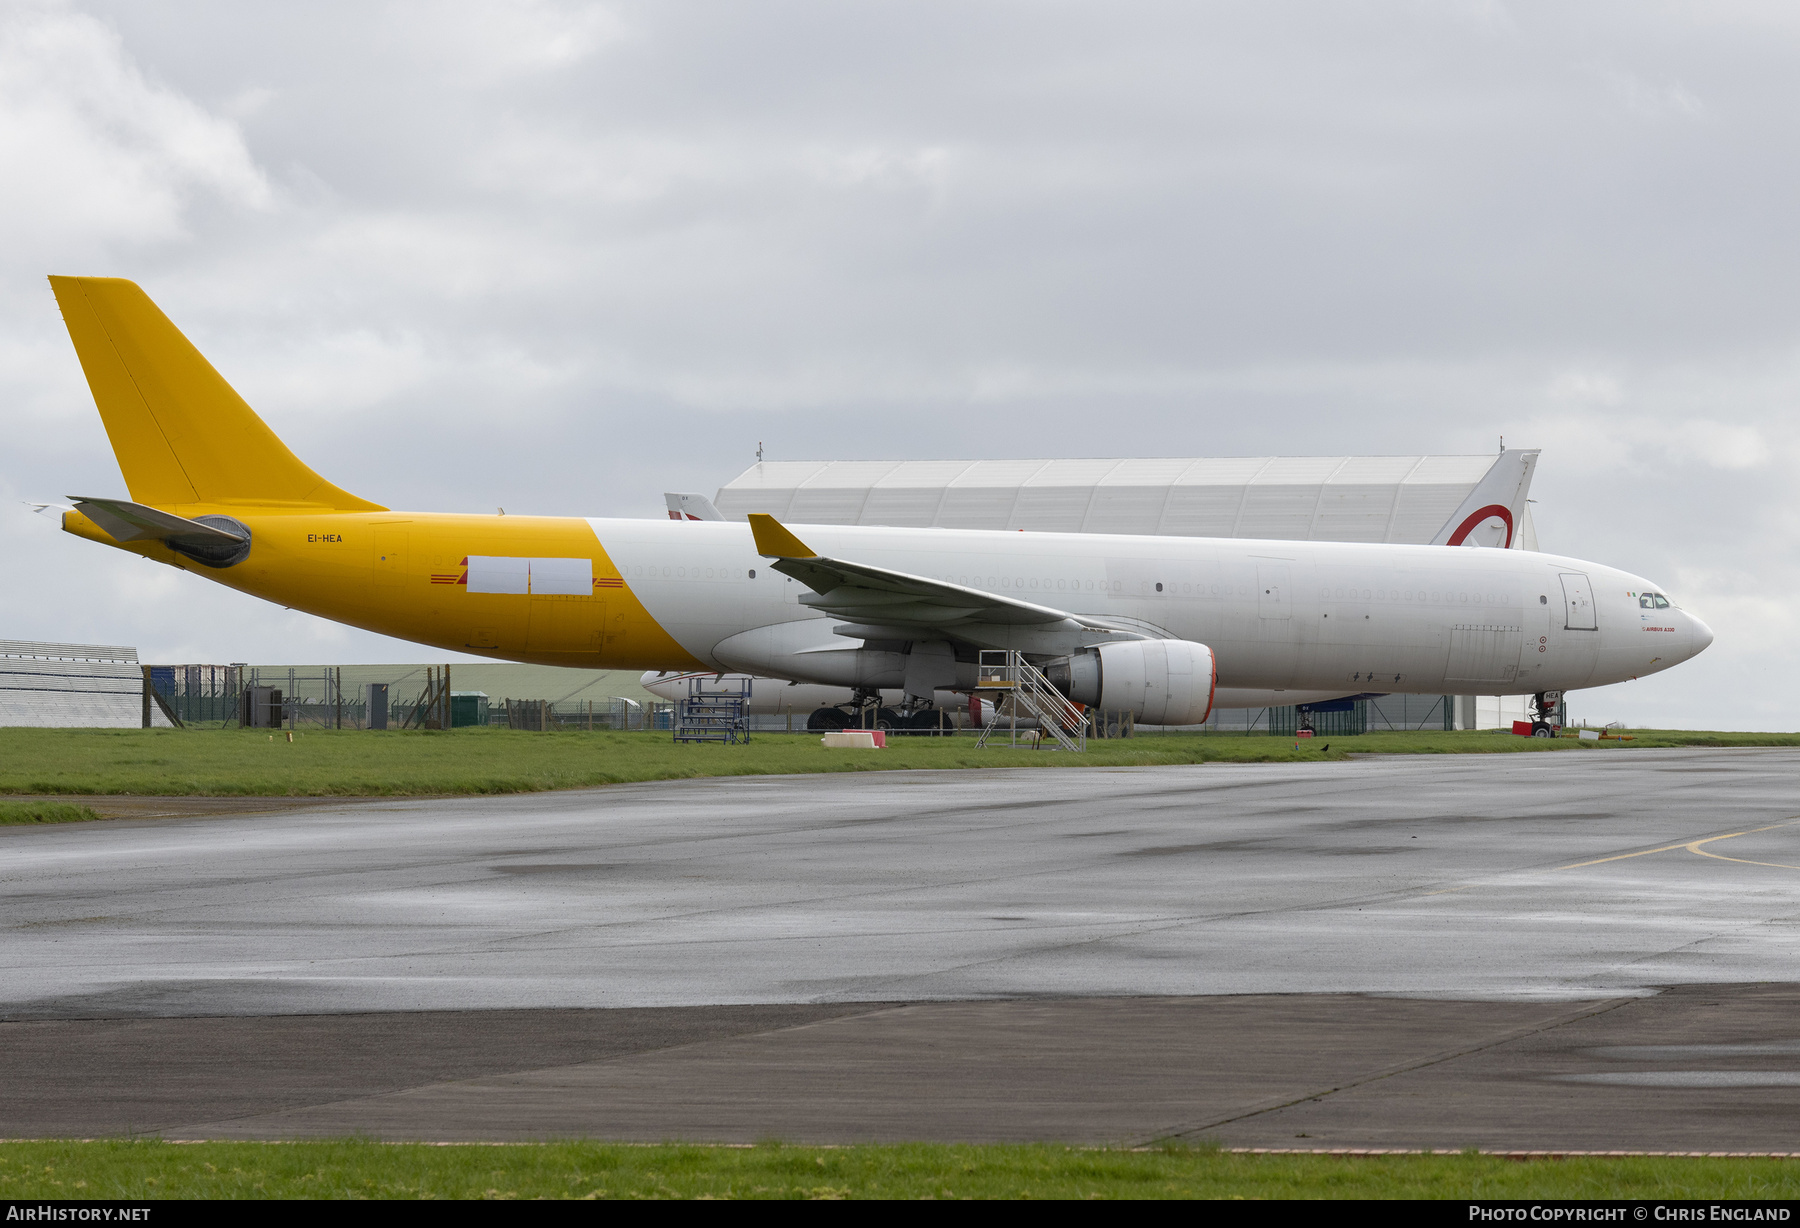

{"left": 1558, "top": 819, "right": 1800, "bottom": 872}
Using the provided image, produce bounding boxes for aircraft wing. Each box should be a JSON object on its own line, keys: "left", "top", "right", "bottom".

{"left": 748, "top": 513, "right": 1092, "bottom": 633}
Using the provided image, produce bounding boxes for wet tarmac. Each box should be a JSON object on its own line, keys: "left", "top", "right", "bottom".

{"left": 4, "top": 748, "right": 1798, "bottom": 1145}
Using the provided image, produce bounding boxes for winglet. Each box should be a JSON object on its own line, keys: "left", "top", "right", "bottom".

{"left": 747, "top": 513, "right": 817, "bottom": 558}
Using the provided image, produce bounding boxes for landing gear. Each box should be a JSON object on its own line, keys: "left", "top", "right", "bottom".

{"left": 803, "top": 703, "right": 899, "bottom": 731}
{"left": 805, "top": 699, "right": 955, "bottom": 735}
{"left": 1530, "top": 690, "right": 1563, "bottom": 738}
{"left": 806, "top": 690, "right": 903, "bottom": 733}
{"left": 903, "top": 707, "right": 955, "bottom": 735}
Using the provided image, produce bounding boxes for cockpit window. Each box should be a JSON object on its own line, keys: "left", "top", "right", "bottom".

{"left": 1639, "top": 593, "right": 1671, "bottom": 609}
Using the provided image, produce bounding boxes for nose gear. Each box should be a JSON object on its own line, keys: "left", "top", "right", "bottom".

{"left": 1529, "top": 690, "right": 1563, "bottom": 737}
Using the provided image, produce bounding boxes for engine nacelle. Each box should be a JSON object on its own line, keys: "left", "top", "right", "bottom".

{"left": 1046, "top": 640, "right": 1217, "bottom": 726}
{"left": 712, "top": 621, "right": 906, "bottom": 689}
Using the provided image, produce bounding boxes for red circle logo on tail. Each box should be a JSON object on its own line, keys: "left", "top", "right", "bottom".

{"left": 1446, "top": 504, "right": 1514, "bottom": 548}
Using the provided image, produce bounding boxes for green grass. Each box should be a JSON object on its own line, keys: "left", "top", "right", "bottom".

{"left": 0, "top": 725, "right": 1794, "bottom": 802}
{"left": 1, "top": 1140, "right": 1797, "bottom": 1200}
{"left": 0, "top": 798, "right": 102, "bottom": 824}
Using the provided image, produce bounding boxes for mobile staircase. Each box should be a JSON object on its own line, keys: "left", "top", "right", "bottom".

{"left": 973, "top": 649, "right": 1088, "bottom": 751}
{"left": 673, "top": 674, "right": 751, "bottom": 744}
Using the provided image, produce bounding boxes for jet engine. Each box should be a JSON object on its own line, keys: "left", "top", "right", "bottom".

{"left": 712, "top": 621, "right": 907, "bottom": 689}
{"left": 1045, "top": 640, "right": 1217, "bottom": 726}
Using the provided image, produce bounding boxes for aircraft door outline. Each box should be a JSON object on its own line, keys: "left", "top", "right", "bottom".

{"left": 373, "top": 521, "right": 410, "bottom": 589}
{"left": 1560, "top": 572, "right": 1596, "bottom": 630}
{"left": 1257, "top": 563, "right": 1291, "bottom": 620}
{"left": 528, "top": 594, "right": 601, "bottom": 655}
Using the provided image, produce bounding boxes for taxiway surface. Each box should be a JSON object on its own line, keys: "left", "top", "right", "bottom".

{"left": 4, "top": 748, "right": 1799, "bottom": 1017}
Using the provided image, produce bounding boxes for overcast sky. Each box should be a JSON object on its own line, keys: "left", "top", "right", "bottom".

{"left": 2, "top": 0, "right": 1792, "bottom": 727}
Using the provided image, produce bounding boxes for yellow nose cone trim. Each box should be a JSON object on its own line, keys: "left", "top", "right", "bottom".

{"left": 748, "top": 513, "right": 817, "bottom": 559}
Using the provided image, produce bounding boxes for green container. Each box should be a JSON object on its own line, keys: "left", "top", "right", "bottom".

{"left": 450, "top": 692, "right": 488, "bottom": 728}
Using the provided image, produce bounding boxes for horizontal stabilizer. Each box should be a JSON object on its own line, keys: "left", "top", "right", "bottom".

{"left": 69, "top": 497, "right": 248, "bottom": 562}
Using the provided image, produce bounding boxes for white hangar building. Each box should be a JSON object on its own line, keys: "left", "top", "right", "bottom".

{"left": 0, "top": 640, "right": 175, "bottom": 728}
{"left": 712, "top": 451, "right": 1540, "bottom": 549}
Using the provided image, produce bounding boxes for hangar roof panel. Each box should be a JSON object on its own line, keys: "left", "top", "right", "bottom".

{"left": 1021, "top": 458, "right": 1128, "bottom": 486}
{"left": 0, "top": 640, "right": 138, "bottom": 662}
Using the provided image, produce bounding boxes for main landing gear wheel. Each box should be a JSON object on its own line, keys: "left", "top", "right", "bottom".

{"left": 807, "top": 707, "right": 851, "bottom": 731}
{"left": 905, "top": 708, "right": 954, "bottom": 735}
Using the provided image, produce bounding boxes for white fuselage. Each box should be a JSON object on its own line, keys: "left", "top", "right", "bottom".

{"left": 594, "top": 519, "right": 1711, "bottom": 696}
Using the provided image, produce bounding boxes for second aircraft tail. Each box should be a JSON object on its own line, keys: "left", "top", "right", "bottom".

{"left": 1431, "top": 448, "right": 1538, "bottom": 549}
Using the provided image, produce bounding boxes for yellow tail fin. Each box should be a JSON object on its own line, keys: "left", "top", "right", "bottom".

{"left": 48, "top": 276, "right": 384, "bottom": 512}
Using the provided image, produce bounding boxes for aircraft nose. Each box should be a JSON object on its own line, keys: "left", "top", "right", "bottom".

{"left": 1688, "top": 612, "right": 1714, "bottom": 658}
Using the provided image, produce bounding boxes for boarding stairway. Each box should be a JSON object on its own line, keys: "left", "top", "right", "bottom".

{"left": 673, "top": 674, "right": 751, "bottom": 744}
{"left": 973, "top": 650, "right": 1088, "bottom": 751}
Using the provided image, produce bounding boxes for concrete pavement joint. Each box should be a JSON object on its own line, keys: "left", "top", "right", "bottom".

{"left": 1137, "top": 995, "right": 1643, "bottom": 1147}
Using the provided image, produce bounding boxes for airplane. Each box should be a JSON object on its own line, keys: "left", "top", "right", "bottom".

{"left": 46, "top": 276, "right": 1713, "bottom": 737}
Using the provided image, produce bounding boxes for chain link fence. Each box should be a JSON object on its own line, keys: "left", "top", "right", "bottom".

{"left": 146, "top": 664, "right": 674, "bottom": 731}
{"left": 146, "top": 663, "right": 1494, "bottom": 737}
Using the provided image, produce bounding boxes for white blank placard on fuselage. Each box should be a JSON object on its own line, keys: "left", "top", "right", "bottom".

{"left": 464, "top": 556, "right": 591, "bottom": 595}
{"left": 526, "top": 557, "right": 592, "bottom": 595}
{"left": 466, "top": 556, "right": 529, "bottom": 594}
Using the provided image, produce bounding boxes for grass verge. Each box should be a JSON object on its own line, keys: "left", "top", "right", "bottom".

{"left": 0, "top": 726, "right": 1795, "bottom": 801}
{"left": 2, "top": 1140, "right": 1798, "bottom": 1200}
{"left": 0, "top": 798, "right": 102, "bottom": 824}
